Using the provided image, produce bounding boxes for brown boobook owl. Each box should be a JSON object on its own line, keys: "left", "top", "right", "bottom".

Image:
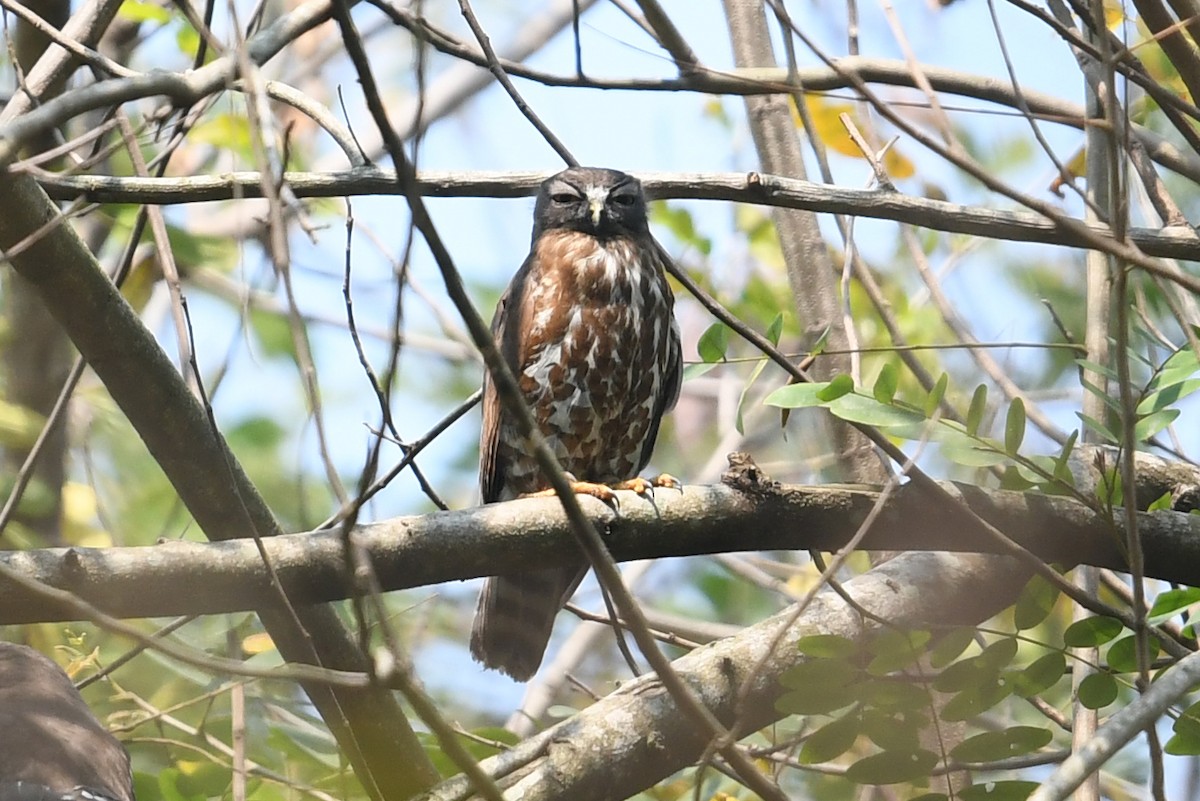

{"left": 0, "top": 643, "right": 134, "bottom": 801}
{"left": 470, "top": 167, "right": 683, "bottom": 681}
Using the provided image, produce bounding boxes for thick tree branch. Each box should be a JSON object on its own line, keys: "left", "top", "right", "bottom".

{"left": 1, "top": 481, "right": 1198, "bottom": 624}
{"left": 421, "top": 551, "right": 1031, "bottom": 801}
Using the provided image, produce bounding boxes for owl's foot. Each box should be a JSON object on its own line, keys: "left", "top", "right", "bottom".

{"left": 523, "top": 476, "right": 619, "bottom": 504}
{"left": 522, "top": 474, "right": 681, "bottom": 505}
{"left": 613, "top": 473, "right": 682, "bottom": 495}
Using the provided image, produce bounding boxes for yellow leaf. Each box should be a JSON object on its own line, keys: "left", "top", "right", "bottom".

{"left": 795, "top": 95, "right": 862, "bottom": 158}
{"left": 190, "top": 112, "right": 255, "bottom": 159}
{"left": 118, "top": 0, "right": 172, "bottom": 23}
{"left": 1104, "top": 0, "right": 1125, "bottom": 28}
{"left": 62, "top": 482, "right": 98, "bottom": 523}
{"left": 1049, "top": 147, "right": 1086, "bottom": 196}
{"left": 0, "top": 400, "right": 46, "bottom": 448}
{"left": 795, "top": 96, "right": 916, "bottom": 179}
{"left": 242, "top": 632, "right": 276, "bottom": 654}
{"left": 883, "top": 147, "right": 915, "bottom": 179}
{"left": 62, "top": 483, "right": 114, "bottom": 548}
{"left": 118, "top": 254, "right": 162, "bottom": 313}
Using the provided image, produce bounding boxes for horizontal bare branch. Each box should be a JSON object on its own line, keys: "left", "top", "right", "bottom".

{"left": 1, "top": 480, "right": 1197, "bottom": 624}
{"left": 39, "top": 168, "right": 1200, "bottom": 261}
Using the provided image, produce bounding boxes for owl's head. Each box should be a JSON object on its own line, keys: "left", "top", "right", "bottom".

{"left": 532, "top": 167, "right": 649, "bottom": 241}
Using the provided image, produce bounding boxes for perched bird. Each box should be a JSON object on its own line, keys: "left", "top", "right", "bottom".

{"left": 471, "top": 166, "right": 683, "bottom": 681}
{"left": 0, "top": 644, "right": 133, "bottom": 801}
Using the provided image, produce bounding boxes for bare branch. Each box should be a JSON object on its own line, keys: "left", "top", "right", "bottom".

{"left": 1, "top": 480, "right": 1199, "bottom": 623}
{"left": 39, "top": 168, "right": 1200, "bottom": 263}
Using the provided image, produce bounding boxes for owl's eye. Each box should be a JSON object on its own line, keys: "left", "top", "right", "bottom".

{"left": 611, "top": 193, "right": 637, "bottom": 206}
{"left": 550, "top": 193, "right": 577, "bottom": 204}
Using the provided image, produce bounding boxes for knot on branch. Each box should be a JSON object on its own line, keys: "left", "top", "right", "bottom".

{"left": 721, "top": 452, "right": 779, "bottom": 495}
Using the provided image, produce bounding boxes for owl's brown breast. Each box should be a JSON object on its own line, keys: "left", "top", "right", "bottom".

{"left": 494, "top": 229, "right": 676, "bottom": 497}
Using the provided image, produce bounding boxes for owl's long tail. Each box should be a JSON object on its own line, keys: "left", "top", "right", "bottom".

{"left": 470, "top": 565, "right": 586, "bottom": 682}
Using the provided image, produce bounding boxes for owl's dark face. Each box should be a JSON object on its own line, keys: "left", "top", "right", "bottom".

{"left": 532, "top": 167, "right": 649, "bottom": 242}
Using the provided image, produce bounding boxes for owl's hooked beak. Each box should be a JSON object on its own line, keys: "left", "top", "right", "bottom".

{"left": 588, "top": 198, "right": 604, "bottom": 227}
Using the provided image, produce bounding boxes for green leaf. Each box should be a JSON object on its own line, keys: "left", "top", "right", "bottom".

{"left": 866, "top": 629, "right": 930, "bottom": 675}
{"left": 809, "top": 326, "right": 831, "bottom": 356}
{"left": 191, "top": 113, "right": 256, "bottom": 159}
{"left": 1147, "top": 491, "right": 1174, "bottom": 512}
{"left": 1011, "top": 651, "right": 1066, "bottom": 697}
{"left": 857, "top": 680, "right": 930, "bottom": 711}
{"left": 118, "top": 0, "right": 173, "bottom": 23}
{"left": 1138, "top": 379, "right": 1200, "bottom": 415}
{"left": 157, "top": 770, "right": 198, "bottom": 801}
{"left": 873, "top": 363, "right": 899, "bottom": 405}
{"left": 796, "top": 634, "right": 860, "bottom": 659}
{"left": 1013, "top": 575, "right": 1059, "bottom": 630}
{"left": 776, "top": 686, "right": 856, "bottom": 716}
{"left": 799, "top": 714, "right": 861, "bottom": 764}
{"left": 1075, "top": 358, "right": 1119, "bottom": 381}
{"left": 766, "top": 312, "right": 784, "bottom": 345}
{"left": 1167, "top": 701, "right": 1200, "bottom": 754}
{"left": 1148, "top": 346, "right": 1200, "bottom": 390}
{"left": 929, "top": 628, "right": 976, "bottom": 669}
{"left": 697, "top": 323, "right": 729, "bottom": 363}
{"left": 1077, "top": 672, "right": 1119, "bottom": 709}
{"left": 176, "top": 761, "right": 231, "bottom": 797}
{"left": 1106, "top": 634, "right": 1159, "bottom": 673}
{"left": 1063, "top": 616, "right": 1123, "bottom": 647}
{"left": 844, "top": 749, "right": 937, "bottom": 785}
{"left": 249, "top": 309, "right": 299, "bottom": 361}
{"left": 966, "top": 384, "right": 988, "bottom": 437}
{"left": 1080, "top": 377, "right": 1121, "bottom": 414}
{"left": 735, "top": 357, "right": 770, "bottom": 435}
{"left": 1053, "top": 430, "right": 1079, "bottom": 484}
{"left": 1004, "top": 398, "right": 1026, "bottom": 455}
{"left": 942, "top": 680, "right": 1011, "bottom": 721}
{"left": 764, "top": 381, "right": 828, "bottom": 409}
{"left": 1149, "top": 587, "right": 1200, "bottom": 621}
{"left": 651, "top": 202, "right": 713, "bottom": 255}
{"left": 1076, "top": 412, "right": 1118, "bottom": 444}
{"left": 1096, "top": 467, "right": 1123, "bottom": 506}
{"left": 940, "top": 443, "right": 1009, "bottom": 468}
{"left": 174, "top": 23, "right": 201, "bottom": 61}
{"left": 959, "top": 780, "right": 1039, "bottom": 800}
{"left": 0, "top": 399, "right": 47, "bottom": 449}
{"left": 978, "top": 637, "right": 1019, "bottom": 670}
{"left": 1165, "top": 731, "right": 1200, "bottom": 756}
{"left": 1135, "top": 407, "right": 1180, "bottom": 441}
{"left": 779, "top": 658, "right": 857, "bottom": 691}
{"left": 1173, "top": 700, "right": 1200, "bottom": 738}
{"left": 827, "top": 393, "right": 925, "bottom": 427}
{"left": 817, "top": 374, "right": 855, "bottom": 402}
{"left": 999, "top": 466, "right": 1036, "bottom": 492}
{"left": 861, "top": 709, "right": 923, "bottom": 751}
{"left": 950, "top": 726, "right": 1052, "bottom": 763}
{"left": 924, "top": 372, "right": 949, "bottom": 417}
{"left": 933, "top": 658, "right": 990, "bottom": 693}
